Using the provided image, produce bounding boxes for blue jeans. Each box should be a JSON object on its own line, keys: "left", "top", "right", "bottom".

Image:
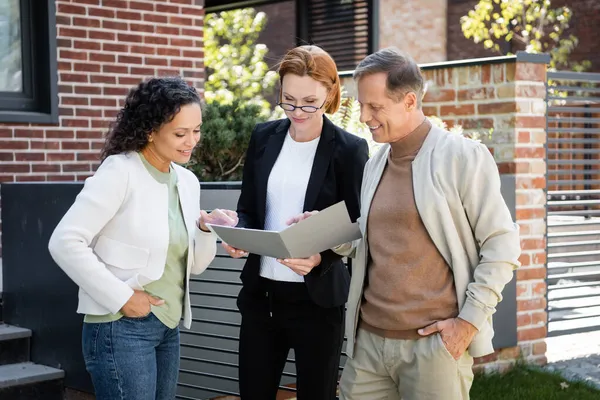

{"left": 82, "top": 313, "right": 180, "bottom": 400}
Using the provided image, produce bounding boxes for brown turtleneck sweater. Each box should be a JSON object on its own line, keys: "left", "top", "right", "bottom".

{"left": 360, "top": 119, "right": 459, "bottom": 339}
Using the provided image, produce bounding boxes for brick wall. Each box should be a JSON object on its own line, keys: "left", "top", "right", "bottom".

{"left": 378, "top": 0, "right": 447, "bottom": 63}
{"left": 447, "top": 0, "right": 600, "bottom": 72}
{"left": 421, "top": 55, "right": 548, "bottom": 370}
{"left": 0, "top": 0, "right": 205, "bottom": 256}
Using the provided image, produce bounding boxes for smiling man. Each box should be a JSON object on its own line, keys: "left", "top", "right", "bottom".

{"left": 335, "top": 48, "right": 522, "bottom": 399}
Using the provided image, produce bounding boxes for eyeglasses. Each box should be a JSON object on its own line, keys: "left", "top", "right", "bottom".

{"left": 277, "top": 100, "right": 326, "bottom": 114}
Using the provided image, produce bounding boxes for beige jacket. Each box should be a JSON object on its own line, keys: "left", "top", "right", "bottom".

{"left": 337, "top": 125, "right": 521, "bottom": 358}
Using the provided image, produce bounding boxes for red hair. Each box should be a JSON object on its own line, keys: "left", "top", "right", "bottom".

{"left": 277, "top": 45, "right": 341, "bottom": 114}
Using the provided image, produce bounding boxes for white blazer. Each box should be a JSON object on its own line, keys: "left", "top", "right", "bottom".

{"left": 48, "top": 152, "right": 217, "bottom": 329}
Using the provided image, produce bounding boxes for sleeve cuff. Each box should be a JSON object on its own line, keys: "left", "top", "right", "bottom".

{"left": 196, "top": 222, "right": 216, "bottom": 236}
{"left": 333, "top": 241, "right": 355, "bottom": 257}
{"left": 194, "top": 224, "right": 218, "bottom": 246}
{"left": 458, "top": 298, "right": 489, "bottom": 331}
{"left": 106, "top": 285, "right": 135, "bottom": 315}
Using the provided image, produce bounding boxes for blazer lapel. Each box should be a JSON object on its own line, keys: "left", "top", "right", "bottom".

{"left": 174, "top": 170, "right": 194, "bottom": 238}
{"left": 303, "top": 116, "right": 335, "bottom": 211}
{"left": 173, "top": 172, "right": 196, "bottom": 276}
{"left": 256, "top": 120, "right": 289, "bottom": 226}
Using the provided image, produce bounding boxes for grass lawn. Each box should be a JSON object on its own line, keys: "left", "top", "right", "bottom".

{"left": 471, "top": 364, "right": 600, "bottom": 400}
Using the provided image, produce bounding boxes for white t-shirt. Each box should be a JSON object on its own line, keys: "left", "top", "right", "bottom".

{"left": 259, "top": 131, "right": 321, "bottom": 282}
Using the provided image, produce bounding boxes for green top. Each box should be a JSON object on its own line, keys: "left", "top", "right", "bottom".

{"left": 84, "top": 153, "right": 189, "bottom": 328}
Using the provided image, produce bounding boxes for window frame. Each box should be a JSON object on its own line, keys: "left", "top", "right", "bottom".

{"left": 0, "top": 0, "right": 58, "bottom": 124}
{"left": 205, "top": 0, "right": 284, "bottom": 13}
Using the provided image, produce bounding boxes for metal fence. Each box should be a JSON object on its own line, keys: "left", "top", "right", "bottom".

{"left": 546, "top": 70, "right": 600, "bottom": 337}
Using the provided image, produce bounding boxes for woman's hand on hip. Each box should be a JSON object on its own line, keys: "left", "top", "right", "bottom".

{"left": 120, "top": 290, "right": 164, "bottom": 318}
{"left": 198, "top": 209, "right": 239, "bottom": 231}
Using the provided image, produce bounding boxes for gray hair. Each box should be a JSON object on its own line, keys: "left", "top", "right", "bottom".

{"left": 353, "top": 47, "right": 424, "bottom": 108}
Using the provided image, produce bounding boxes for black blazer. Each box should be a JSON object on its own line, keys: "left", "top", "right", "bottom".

{"left": 236, "top": 116, "right": 369, "bottom": 308}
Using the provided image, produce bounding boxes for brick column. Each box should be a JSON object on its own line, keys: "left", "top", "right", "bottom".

{"left": 421, "top": 52, "right": 550, "bottom": 371}
{"left": 512, "top": 53, "right": 550, "bottom": 367}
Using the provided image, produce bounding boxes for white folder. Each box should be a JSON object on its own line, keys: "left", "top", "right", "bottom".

{"left": 206, "top": 201, "right": 362, "bottom": 259}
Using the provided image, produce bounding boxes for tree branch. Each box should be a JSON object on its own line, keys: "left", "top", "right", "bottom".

{"left": 222, "top": 155, "right": 244, "bottom": 177}
{"left": 217, "top": 159, "right": 225, "bottom": 176}
{"left": 537, "top": 3, "right": 548, "bottom": 39}
{"left": 511, "top": 31, "right": 528, "bottom": 46}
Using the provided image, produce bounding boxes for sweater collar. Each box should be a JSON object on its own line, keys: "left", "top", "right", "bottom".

{"left": 390, "top": 118, "right": 432, "bottom": 159}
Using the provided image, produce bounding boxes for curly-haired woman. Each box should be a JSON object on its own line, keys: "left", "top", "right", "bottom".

{"left": 48, "top": 77, "right": 238, "bottom": 400}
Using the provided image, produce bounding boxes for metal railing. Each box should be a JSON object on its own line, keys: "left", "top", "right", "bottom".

{"left": 546, "top": 70, "right": 600, "bottom": 337}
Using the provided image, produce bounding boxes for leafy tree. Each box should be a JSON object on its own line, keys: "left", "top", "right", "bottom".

{"left": 190, "top": 8, "right": 277, "bottom": 181}
{"left": 204, "top": 8, "right": 278, "bottom": 116}
{"left": 461, "top": 0, "right": 590, "bottom": 71}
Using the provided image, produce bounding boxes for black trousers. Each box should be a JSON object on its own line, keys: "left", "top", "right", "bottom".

{"left": 237, "top": 277, "right": 345, "bottom": 400}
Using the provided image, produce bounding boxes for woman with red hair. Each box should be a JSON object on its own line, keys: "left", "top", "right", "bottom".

{"left": 223, "top": 45, "right": 369, "bottom": 399}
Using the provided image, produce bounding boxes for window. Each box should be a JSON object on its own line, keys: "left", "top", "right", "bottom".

{"left": 298, "top": 0, "right": 376, "bottom": 71}
{"left": 0, "top": 0, "right": 22, "bottom": 92}
{"left": 0, "top": 0, "right": 58, "bottom": 123}
{"left": 205, "top": 0, "right": 376, "bottom": 72}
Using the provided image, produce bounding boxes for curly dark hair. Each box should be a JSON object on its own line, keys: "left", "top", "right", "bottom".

{"left": 100, "top": 77, "right": 201, "bottom": 161}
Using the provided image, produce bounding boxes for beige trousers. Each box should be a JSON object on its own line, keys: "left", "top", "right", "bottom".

{"left": 339, "top": 329, "right": 474, "bottom": 400}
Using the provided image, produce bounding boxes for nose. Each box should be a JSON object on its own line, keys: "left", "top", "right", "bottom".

{"left": 359, "top": 105, "right": 370, "bottom": 124}
{"left": 187, "top": 133, "right": 198, "bottom": 147}
{"left": 292, "top": 106, "right": 304, "bottom": 118}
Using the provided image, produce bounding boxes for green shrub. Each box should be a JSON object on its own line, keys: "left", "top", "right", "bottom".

{"left": 188, "top": 100, "right": 265, "bottom": 181}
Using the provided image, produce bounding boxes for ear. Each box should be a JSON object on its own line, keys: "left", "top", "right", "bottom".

{"left": 404, "top": 92, "right": 418, "bottom": 110}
